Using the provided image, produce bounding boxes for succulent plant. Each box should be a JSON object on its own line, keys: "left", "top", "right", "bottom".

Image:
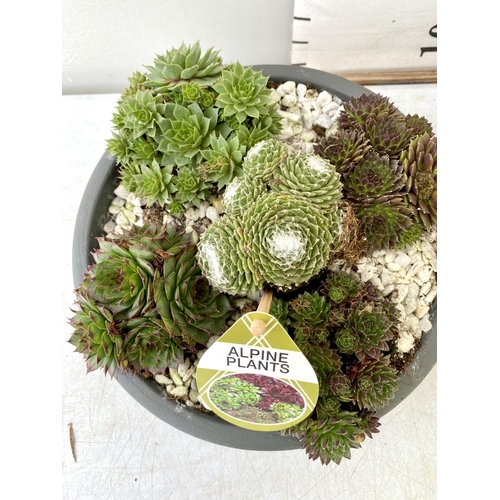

{"left": 213, "top": 62, "right": 275, "bottom": 124}
{"left": 404, "top": 114, "right": 434, "bottom": 138}
{"left": 123, "top": 312, "right": 184, "bottom": 375}
{"left": 342, "top": 151, "right": 405, "bottom": 203}
{"left": 352, "top": 356, "right": 398, "bottom": 410}
{"left": 400, "top": 132, "right": 437, "bottom": 230}
{"left": 313, "top": 129, "right": 372, "bottom": 173}
{"left": 241, "top": 137, "right": 289, "bottom": 181}
{"left": 243, "top": 194, "right": 337, "bottom": 291}
{"left": 196, "top": 215, "right": 261, "bottom": 296}
{"left": 172, "top": 164, "right": 211, "bottom": 206}
{"left": 132, "top": 160, "right": 177, "bottom": 206}
{"left": 297, "top": 341, "right": 342, "bottom": 396}
{"left": 269, "top": 297, "right": 291, "bottom": 329}
{"left": 121, "top": 71, "right": 148, "bottom": 98}
{"left": 337, "top": 93, "right": 400, "bottom": 131}
{"left": 143, "top": 41, "right": 225, "bottom": 91}
{"left": 221, "top": 176, "right": 267, "bottom": 217}
{"left": 323, "top": 271, "right": 363, "bottom": 304}
{"left": 180, "top": 82, "right": 202, "bottom": 103}
{"left": 154, "top": 244, "right": 233, "bottom": 346}
{"left": 345, "top": 302, "right": 393, "bottom": 361}
{"left": 289, "top": 291, "right": 331, "bottom": 327}
{"left": 157, "top": 102, "right": 218, "bottom": 167}
{"left": 78, "top": 237, "right": 156, "bottom": 322}
{"left": 273, "top": 153, "right": 343, "bottom": 212}
{"left": 327, "top": 372, "right": 354, "bottom": 402}
{"left": 114, "top": 90, "right": 166, "bottom": 140}
{"left": 69, "top": 293, "right": 127, "bottom": 377}
{"left": 334, "top": 329, "right": 359, "bottom": 355}
{"left": 199, "top": 190, "right": 340, "bottom": 294}
{"left": 315, "top": 396, "right": 342, "bottom": 419}
{"left": 283, "top": 412, "right": 363, "bottom": 465}
{"left": 355, "top": 197, "right": 414, "bottom": 250}
{"left": 357, "top": 410, "right": 381, "bottom": 439}
{"left": 363, "top": 116, "right": 413, "bottom": 157}
{"left": 199, "top": 134, "right": 246, "bottom": 189}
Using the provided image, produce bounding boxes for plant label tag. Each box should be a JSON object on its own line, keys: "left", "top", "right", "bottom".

{"left": 196, "top": 311, "right": 319, "bottom": 432}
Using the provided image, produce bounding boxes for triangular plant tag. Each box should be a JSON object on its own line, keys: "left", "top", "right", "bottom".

{"left": 196, "top": 291, "right": 319, "bottom": 432}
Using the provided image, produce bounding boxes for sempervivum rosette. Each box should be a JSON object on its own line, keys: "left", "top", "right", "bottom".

{"left": 355, "top": 197, "right": 414, "bottom": 250}
{"left": 363, "top": 116, "right": 413, "bottom": 157}
{"left": 123, "top": 313, "right": 184, "bottom": 376}
{"left": 352, "top": 356, "right": 399, "bottom": 410}
{"left": 344, "top": 302, "right": 394, "bottom": 361}
{"left": 337, "top": 93, "right": 400, "bottom": 131}
{"left": 400, "top": 132, "right": 437, "bottom": 230}
{"left": 154, "top": 245, "right": 233, "bottom": 346}
{"left": 143, "top": 41, "right": 225, "bottom": 91}
{"left": 283, "top": 412, "right": 363, "bottom": 465}
{"left": 212, "top": 62, "right": 275, "bottom": 124}
{"left": 69, "top": 293, "right": 126, "bottom": 377}
{"left": 221, "top": 176, "right": 267, "bottom": 217}
{"left": 196, "top": 215, "right": 262, "bottom": 296}
{"left": 313, "top": 129, "right": 372, "bottom": 174}
{"left": 242, "top": 193, "right": 337, "bottom": 291}
{"left": 157, "top": 102, "right": 218, "bottom": 167}
{"left": 241, "top": 137, "right": 289, "bottom": 181}
{"left": 342, "top": 151, "right": 405, "bottom": 204}
{"left": 273, "top": 153, "right": 343, "bottom": 212}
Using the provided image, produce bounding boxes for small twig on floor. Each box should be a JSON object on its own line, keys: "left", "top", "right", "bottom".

{"left": 68, "top": 423, "right": 76, "bottom": 462}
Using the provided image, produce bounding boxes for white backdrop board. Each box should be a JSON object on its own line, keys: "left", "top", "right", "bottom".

{"left": 291, "top": 0, "right": 437, "bottom": 77}
{"left": 62, "top": 0, "right": 295, "bottom": 95}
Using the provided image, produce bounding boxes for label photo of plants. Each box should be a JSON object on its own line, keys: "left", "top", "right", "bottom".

{"left": 208, "top": 373, "right": 306, "bottom": 427}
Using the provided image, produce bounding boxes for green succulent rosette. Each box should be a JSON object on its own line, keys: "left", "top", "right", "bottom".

{"left": 79, "top": 238, "right": 156, "bottom": 322}
{"left": 353, "top": 356, "right": 398, "bottom": 410}
{"left": 196, "top": 215, "right": 262, "bottom": 296}
{"left": 346, "top": 303, "right": 393, "bottom": 361}
{"left": 355, "top": 197, "right": 414, "bottom": 250}
{"left": 69, "top": 293, "right": 126, "bottom": 377}
{"left": 273, "top": 153, "right": 343, "bottom": 212}
{"left": 143, "top": 41, "right": 225, "bottom": 91}
{"left": 283, "top": 412, "right": 363, "bottom": 465}
{"left": 114, "top": 90, "right": 166, "bottom": 140}
{"left": 342, "top": 151, "right": 405, "bottom": 203}
{"left": 221, "top": 176, "right": 267, "bottom": 217}
{"left": 199, "top": 134, "right": 246, "bottom": 189}
{"left": 289, "top": 291, "right": 331, "bottom": 327}
{"left": 241, "top": 137, "right": 288, "bottom": 181}
{"left": 158, "top": 102, "right": 218, "bottom": 167}
{"left": 213, "top": 62, "right": 273, "bottom": 124}
{"left": 154, "top": 245, "right": 233, "bottom": 346}
{"left": 242, "top": 194, "right": 336, "bottom": 291}
{"left": 123, "top": 312, "right": 184, "bottom": 375}
{"left": 173, "top": 164, "right": 211, "bottom": 206}
{"left": 400, "top": 132, "right": 437, "bottom": 230}
{"left": 132, "top": 160, "right": 177, "bottom": 207}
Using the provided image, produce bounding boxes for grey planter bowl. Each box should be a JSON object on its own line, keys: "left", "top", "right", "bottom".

{"left": 72, "top": 65, "right": 437, "bottom": 451}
